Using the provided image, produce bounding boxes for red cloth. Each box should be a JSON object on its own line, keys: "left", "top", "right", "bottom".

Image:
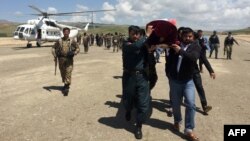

{"left": 146, "top": 20, "right": 178, "bottom": 45}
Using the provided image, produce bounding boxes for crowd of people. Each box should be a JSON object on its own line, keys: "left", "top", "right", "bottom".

{"left": 76, "top": 31, "right": 126, "bottom": 53}
{"left": 121, "top": 24, "right": 239, "bottom": 140}
{"left": 52, "top": 25, "right": 239, "bottom": 140}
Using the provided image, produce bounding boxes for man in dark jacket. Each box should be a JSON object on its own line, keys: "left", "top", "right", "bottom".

{"left": 197, "top": 30, "right": 207, "bottom": 72}
{"left": 209, "top": 31, "right": 220, "bottom": 59}
{"left": 195, "top": 30, "right": 216, "bottom": 114}
{"left": 224, "top": 32, "right": 239, "bottom": 60}
{"left": 166, "top": 27, "right": 200, "bottom": 141}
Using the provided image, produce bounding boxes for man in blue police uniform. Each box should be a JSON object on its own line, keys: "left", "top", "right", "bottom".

{"left": 122, "top": 25, "right": 153, "bottom": 139}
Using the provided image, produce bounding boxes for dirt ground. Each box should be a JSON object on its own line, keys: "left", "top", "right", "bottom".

{"left": 0, "top": 36, "right": 250, "bottom": 141}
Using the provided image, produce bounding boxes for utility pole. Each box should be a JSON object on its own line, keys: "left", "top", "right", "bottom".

{"left": 91, "top": 12, "right": 95, "bottom": 29}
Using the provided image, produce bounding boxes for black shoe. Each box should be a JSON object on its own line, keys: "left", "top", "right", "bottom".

{"left": 62, "top": 88, "right": 69, "bottom": 96}
{"left": 62, "top": 84, "right": 66, "bottom": 90}
{"left": 63, "top": 84, "right": 70, "bottom": 89}
{"left": 173, "top": 123, "right": 180, "bottom": 132}
{"left": 62, "top": 84, "right": 70, "bottom": 96}
{"left": 125, "top": 111, "right": 131, "bottom": 121}
{"left": 134, "top": 125, "right": 142, "bottom": 139}
{"left": 166, "top": 108, "right": 173, "bottom": 117}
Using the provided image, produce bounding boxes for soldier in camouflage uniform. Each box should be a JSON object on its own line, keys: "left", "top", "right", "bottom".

{"left": 76, "top": 33, "right": 82, "bottom": 44}
{"left": 90, "top": 33, "right": 94, "bottom": 46}
{"left": 82, "top": 32, "right": 90, "bottom": 53}
{"left": 112, "top": 32, "right": 119, "bottom": 52}
{"left": 52, "top": 27, "right": 80, "bottom": 96}
{"left": 106, "top": 33, "right": 112, "bottom": 50}
{"left": 99, "top": 33, "right": 104, "bottom": 47}
{"left": 104, "top": 34, "right": 107, "bottom": 48}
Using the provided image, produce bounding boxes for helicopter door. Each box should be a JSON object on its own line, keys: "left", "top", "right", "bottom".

{"left": 37, "top": 29, "right": 41, "bottom": 40}
{"left": 41, "top": 29, "right": 47, "bottom": 40}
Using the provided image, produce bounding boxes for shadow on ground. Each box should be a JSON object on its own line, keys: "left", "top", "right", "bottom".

{"left": 208, "top": 57, "right": 227, "bottom": 60}
{"left": 43, "top": 86, "right": 63, "bottom": 92}
{"left": 113, "top": 76, "right": 122, "bottom": 79}
{"left": 12, "top": 45, "right": 52, "bottom": 50}
{"left": 98, "top": 95, "right": 187, "bottom": 140}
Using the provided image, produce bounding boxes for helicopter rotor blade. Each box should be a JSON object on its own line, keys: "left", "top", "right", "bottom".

{"left": 30, "top": 14, "right": 43, "bottom": 16}
{"left": 47, "top": 9, "right": 116, "bottom": 16}
{"left": 29, "top": 5, "right": 45, "bottom": 14}
{"left": 28, "top": 5, "right": 116, "bottom": 19}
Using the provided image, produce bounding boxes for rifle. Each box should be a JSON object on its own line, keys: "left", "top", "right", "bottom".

{"left": 54, "top": 57, "right": 57, "bottom": 75}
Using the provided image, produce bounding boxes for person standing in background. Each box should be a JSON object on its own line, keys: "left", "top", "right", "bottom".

{"left": 224, "top": 32, "right": 239, "bottom": 60}
{"left": 209, "top": 31, "right": 220, "bottom": 59}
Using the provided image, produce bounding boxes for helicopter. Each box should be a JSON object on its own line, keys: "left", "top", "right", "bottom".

{"left": 13, "top": 5, "right": 115, "bottom": 48}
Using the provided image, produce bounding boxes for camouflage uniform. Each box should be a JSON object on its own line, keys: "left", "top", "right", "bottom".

{"left": 99, "top": 33, "right": 104, "bottom": 47}
{"left": 112, "top": 33, "right": 119, "bottom": 52}
{"left": 52, "top": 38, "right": 80, "bottom": 87}
{"left": 119, "top": 34, "right": 125, "bottom": 50}
{"left": 90, "top": 34, "right": 94, "bottom": 46}
{"left": 82, "top": 34, "right": 90, "bottom": 53}
{"left": 76, "top": 33, "right": 82, "bottom": 44}
{"left": 106, "top": 34, "right": 112, "bottom": 49}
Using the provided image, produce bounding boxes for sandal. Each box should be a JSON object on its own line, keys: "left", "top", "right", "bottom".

{"left": 185, "top": 132, "right": 199, "bottom": 141}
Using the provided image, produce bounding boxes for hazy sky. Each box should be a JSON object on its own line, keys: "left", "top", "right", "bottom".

{"left": 1, "top": 0, "right": 249, "bottom": 30}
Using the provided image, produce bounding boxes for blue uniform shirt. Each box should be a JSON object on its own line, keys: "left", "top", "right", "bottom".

{"left": 122, "top": 37, "right": 147, "bottom": 71}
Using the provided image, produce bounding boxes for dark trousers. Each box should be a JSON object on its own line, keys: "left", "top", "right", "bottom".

{"left": 199, "top": 51, "right": 206, "bottom": 71}
{"left": 148, "top": 54, "right": 158, "bottom": 90}
{"left": 209, "top": 44, "right": 219, "bottom": 59}
{"left": 193, "top": 72, "right": 207, "bottom": 106}
{"left": 149, "top": 65, "right": 158, "bottom": 90}
{"left": 122, "top": 72, "right": 150, "bottom": 124}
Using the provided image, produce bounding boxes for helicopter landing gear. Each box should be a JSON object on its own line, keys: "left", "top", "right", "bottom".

{"left": 36, "top": 41, "right": 41, "bottom": 47}
{"left": 27, "top": 43, "right": 32, "bottom": 48}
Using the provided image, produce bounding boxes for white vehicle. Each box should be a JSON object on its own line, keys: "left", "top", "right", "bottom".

{"left": 13, "top": 5, "right": 114, "bottom": 47}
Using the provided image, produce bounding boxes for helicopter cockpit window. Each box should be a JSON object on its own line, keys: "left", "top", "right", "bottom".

{"left": 20, "top": 27, "right": 25, "bottom": 32}
{"left": 45, "top": 21, "right": 57, "bottom": 27}
{"left": 16, "top": 27, "right": 21, "bottom": 31}
{"left": 24, "top": 28, "right": 29, "bottom": 34}
{"left": 30, "top": 29, "right": 35, "bottom": 35}
{"left": 51, "top": 22, "right": 56, "bottom": 27}
{"left": 45, "top": 21, "right": 49, "bottom": 26}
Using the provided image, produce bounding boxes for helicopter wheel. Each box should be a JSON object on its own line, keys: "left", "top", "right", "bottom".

{"left": 36, "top": 42, "right": 41, "bottom": 47}
{"left": 27, "top": 43, "right": 32, "bottom": 48}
